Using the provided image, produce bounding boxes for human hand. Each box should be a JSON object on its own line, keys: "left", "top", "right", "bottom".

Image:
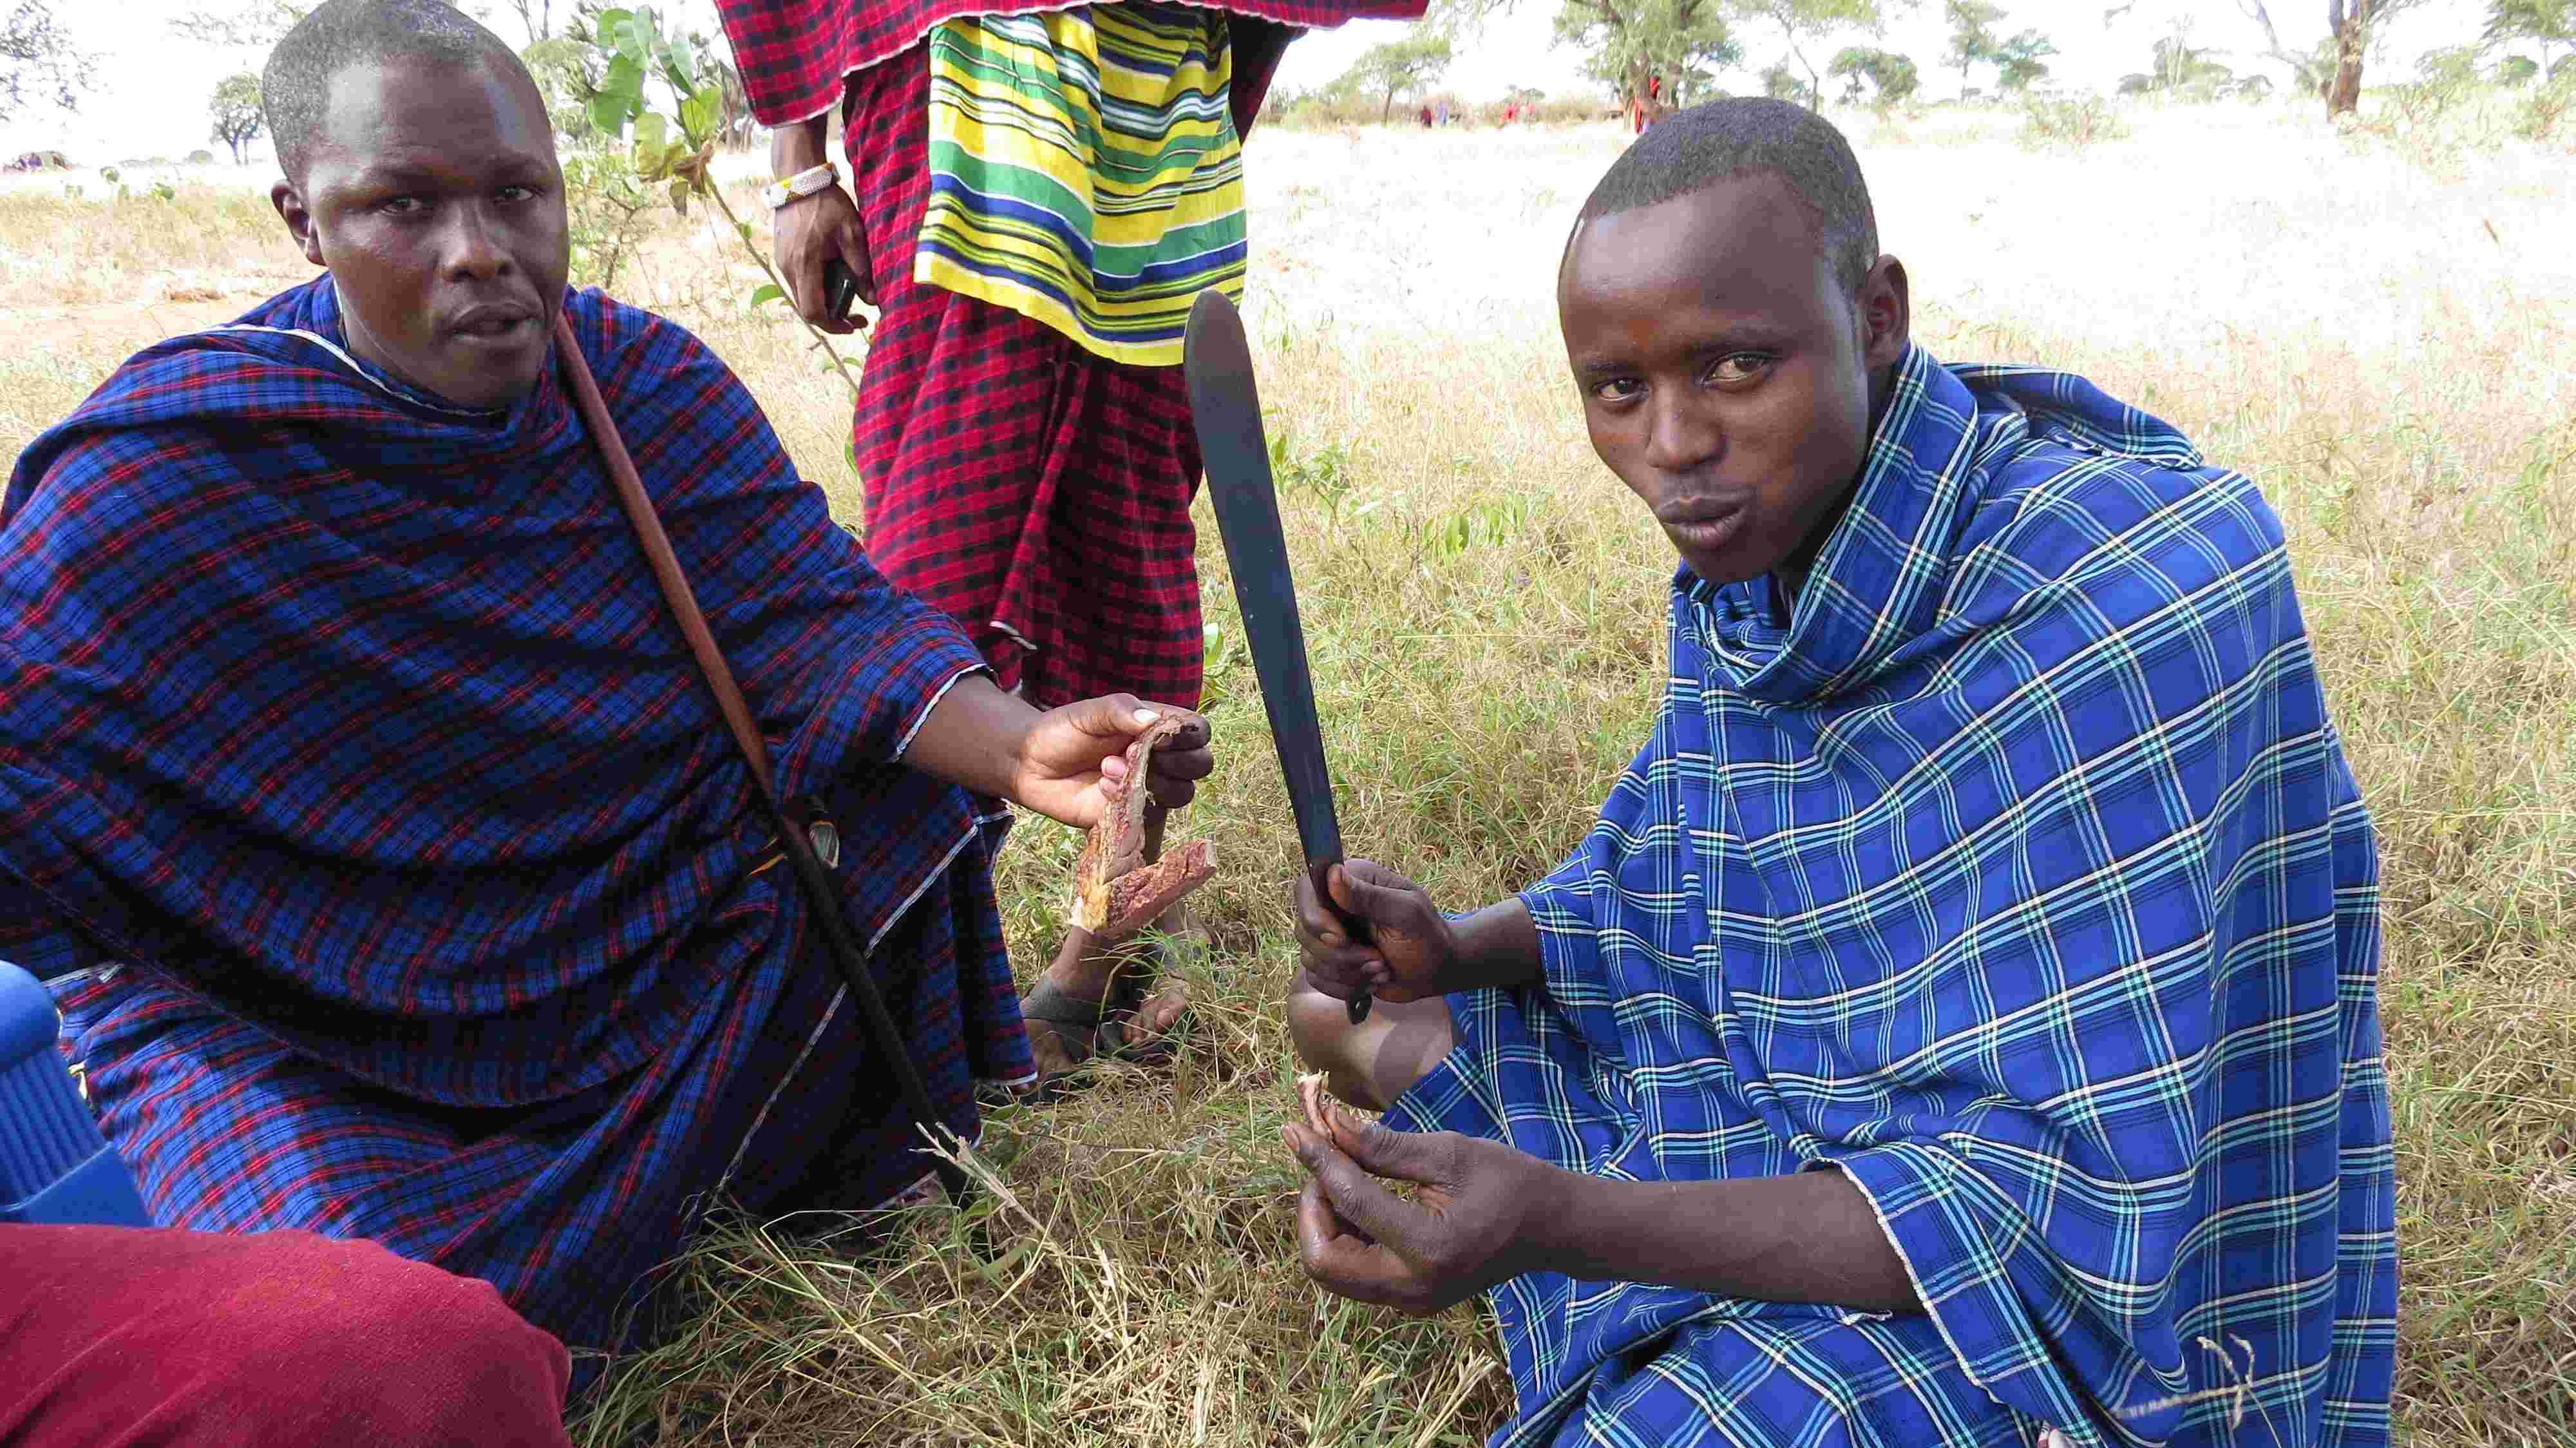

{"left": 1009, "top": 694, "right": 1212, "bottom": 828}
{"left": 1296, "top": 860, "right": 1454, "bottom": 1005}
{"left": 772, "top": 184, "right": 873, "bottom": 334}
{"left": 1285, "top": 1110, "right": 1559, "bottom": 1313}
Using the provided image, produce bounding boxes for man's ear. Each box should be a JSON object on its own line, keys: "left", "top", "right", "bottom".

{"left": 1857, "top": 254, "right": 1909, "bottom": 370}
{"left": 271, "top": 180, "right": 326, "bottom": 269}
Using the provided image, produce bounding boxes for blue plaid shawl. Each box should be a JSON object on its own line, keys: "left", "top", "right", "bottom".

{"left": 1386, "top": 348, "right": 2396, "bottom": 1447}
{"left": 0, "top": 278, "right": 1015, "bottom": 1110}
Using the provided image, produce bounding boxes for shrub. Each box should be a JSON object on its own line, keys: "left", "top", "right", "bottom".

{"left": 560, "top": 148, "right": 659, "bottom": 291}
{"left": 2515, "top": 70, "right": 2576, "bottom": 142}
{"left": 2018, "top": 92, "right": 2125, "bottom": 149}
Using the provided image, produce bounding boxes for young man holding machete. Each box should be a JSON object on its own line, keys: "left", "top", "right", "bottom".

{"left": 1283, "top": 99, "right": 2396, "bottom": 1447}
{"left": 0, "top": 0, "right": 1210, "bottom": 1397}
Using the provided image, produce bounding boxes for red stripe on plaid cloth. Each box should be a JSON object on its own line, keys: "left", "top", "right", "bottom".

{"left": 844, "top": 49, "right": 1206, "bottom": 712}
{"left": 715, "top": 0, "right": 1424, "bottom": 128}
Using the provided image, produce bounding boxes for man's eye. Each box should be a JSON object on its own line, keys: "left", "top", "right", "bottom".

{"left": 1709, "top": 353, "right": 1772, "bottom": 385}
{"left": 1591, "top": 377, "right": 1643, "bottom": 404}
{"left": 496, "top": 184, "right": 538, "bottom": 203}
{"left": 380, "top": 195, "right": 426, "bottom": 215}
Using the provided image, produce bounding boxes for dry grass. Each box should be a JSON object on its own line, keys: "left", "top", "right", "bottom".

{"left": 3, "top": 95, "right": 2569, "bottom": 1445}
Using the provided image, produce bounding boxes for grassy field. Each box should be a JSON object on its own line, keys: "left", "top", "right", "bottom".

{"left": 2, "top": 97, "right": 2570, "bottom": 1445}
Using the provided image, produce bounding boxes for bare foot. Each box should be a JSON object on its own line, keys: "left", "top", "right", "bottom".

{"left": 1019, "top": 909, "right": 1195, "bottom": 1078}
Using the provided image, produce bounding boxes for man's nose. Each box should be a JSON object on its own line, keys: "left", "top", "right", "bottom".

{"left": 1642, "top": 388, "right": 1721, "bottom": 475}
{"left": 442, "top": 203, "right": 512, "bottom": 280}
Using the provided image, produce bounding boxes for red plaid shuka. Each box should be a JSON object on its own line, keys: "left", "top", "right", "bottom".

{"left": 842, "top": 50, "right": 1215, "bottom": 710}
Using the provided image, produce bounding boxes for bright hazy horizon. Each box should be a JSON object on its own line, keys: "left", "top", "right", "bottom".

{"left": 0, "top": 0, "right": 2502, "bottom": 169}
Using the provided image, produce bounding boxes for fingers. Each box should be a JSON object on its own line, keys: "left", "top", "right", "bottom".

{"left": 830, "top": 212, "right": 876, "bottom": 312}
{"left": 778, "top": 190, "right": 864, "bottom": 334}
{"left": 1142, "top": 736, "right": 1213, "bottom": 812}
{"left": 1285, "top": 1121, "right": 1428, "bottom": 1261}
{"left": 1332, "top": 1114, "right": 1432, "bottom": 1183}
{"left": 1146, "top": 743, "right": 1215, "bottom": 781}
{"left": 1295, "top": 1163, "right": 1371, "bottom": 1250}
{"left": 1297, "top": 1174, "right": 1430, "bottom": 1308}
{"left": 1333, "top": 859, "right": 1430, "bottom": 925}
{"left": 1134, "top": 702, "right": 1208, "bottom": 751}
{"left": 1295, "top": 873, "right": 1384, "bottom": 995}
{"left": 1144, "top": 771, "right": 1197, "bottom": 810}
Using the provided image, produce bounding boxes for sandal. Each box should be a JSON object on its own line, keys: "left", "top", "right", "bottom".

{"left": 1103, "top": 929, "right": 1200, "bottom": 1069}
{"left": 1014, "top": 975, "right": 1117, "bottom": 1102}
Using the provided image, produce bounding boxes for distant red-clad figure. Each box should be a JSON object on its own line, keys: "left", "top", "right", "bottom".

{"left": 1634, "top": 73, "right": 1663, "bottom": 133}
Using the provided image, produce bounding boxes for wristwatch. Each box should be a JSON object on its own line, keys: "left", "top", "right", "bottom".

{"left": 762, "top": 162, "right": 839, "bottom": 211}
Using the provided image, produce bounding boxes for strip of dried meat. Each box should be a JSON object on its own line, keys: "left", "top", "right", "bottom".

{"left": 1070, "top": 710, "right": 1216, "bottom": 942}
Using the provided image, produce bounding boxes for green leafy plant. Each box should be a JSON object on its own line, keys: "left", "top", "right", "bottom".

{"left": 1423, "top": 496, "right": 1532, "bottom": 557}
{"left": 574, "top": 6, "right": 859, "bottom": 392}
{"left": 560, "top": 148, "right": 658, "bottom": 292}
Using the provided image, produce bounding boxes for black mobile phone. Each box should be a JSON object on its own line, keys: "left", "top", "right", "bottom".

{"left": 824, "top": 260, "right": 860, "bottom": 321}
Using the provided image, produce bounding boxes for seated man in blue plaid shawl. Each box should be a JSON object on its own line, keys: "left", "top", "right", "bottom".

{"left": 1286, "top": 99, "right": 2396, "bottom": 1448}
{"left": 0, "top": 0, "right": 1211, "bottom": 1390}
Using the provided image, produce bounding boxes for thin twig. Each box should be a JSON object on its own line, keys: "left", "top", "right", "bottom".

{"left": 699, "top": 175, "right": 862, "bottom": 398}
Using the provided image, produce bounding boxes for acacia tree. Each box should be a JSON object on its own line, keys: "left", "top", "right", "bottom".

{"left": 170, "top": 0, "right": 309, "bottom": 45}
{"left": 1, "top": 0, "right": 92, "bottom": 118}
{"left": 1991, "top": 28, "right": 2052, "bottom": 89}
{"left": 2237, "top": 0, "right": 2424, "bottom": 114}
{"left": 209, "top": 71, "right": 265, "bottom": 163}
{"left": 1942, "top": 0, "right": 2002, "bottom": 93}
{"left": 1828, "top": 44, "right": 1917, "bottom": 104}
{"left": 1556, "top": 0, "right": 1739, "bottom": 120}
{"left": 2325, "top": 0, "right": 2430, "bottom": 115}
{"left": 2237, "top": 0, "right": 2334, "bottom": 94}
{"left": 1338, "top": 31, "right": 1453, "bottom": 121}
{"left": 2486, "top": 0, "right": 2575, "bottom": 72}
{"left": 1724, "top": 0, "right": 1888, "bottom": 111}
{"left": 502, "top": 0, "right": 553, "bottom": 43}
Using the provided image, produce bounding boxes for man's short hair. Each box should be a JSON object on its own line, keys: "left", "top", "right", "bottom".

{"left": 1577, "top": 98, "right": 1879, "bottom": 298}
{"left": 263, "top": 0, "right": 526, "bottom": 182}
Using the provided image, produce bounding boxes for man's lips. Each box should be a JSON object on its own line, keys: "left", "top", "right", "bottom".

{"left": 1657, "top": 498, "right": 1747, "bottom": 553}
{"left": 448, "top": 301, "right": 540, "bottom": 341}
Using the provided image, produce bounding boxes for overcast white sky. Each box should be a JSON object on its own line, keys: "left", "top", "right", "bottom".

{"left": 0, "top": 0, "right": 2498, "bottom": 165}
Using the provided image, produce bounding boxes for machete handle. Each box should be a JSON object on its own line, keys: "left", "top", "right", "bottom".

{"left": 1309, "top": 858, "right": 1376, "bottom": 1024}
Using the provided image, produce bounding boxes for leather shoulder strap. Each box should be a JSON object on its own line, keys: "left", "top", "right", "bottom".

{"left": 551, "top": 312, "right": 779, "bottom": 806}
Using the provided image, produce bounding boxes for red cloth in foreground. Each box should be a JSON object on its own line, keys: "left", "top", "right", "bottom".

{"left": 843, "top": 50, "right": 1206, "bottom": 713}
{"left": 0, "top": 1224, "right": 570, "bottom": 1447}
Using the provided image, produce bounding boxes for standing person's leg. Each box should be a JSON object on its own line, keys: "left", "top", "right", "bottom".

{"left": 1020, "top": 353, "right": 1208, "bottom": 1050}
{"left": 840, "top": 52, "right": 1197, "bottom": 1080}
{"left": 0, "top": 1224, "right": 571, "bottom": 1447}
{"left": 843, "top": 50, "right": 1055, "bottom": 699}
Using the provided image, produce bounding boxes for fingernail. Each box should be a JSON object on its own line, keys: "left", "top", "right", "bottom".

{"left": 1134, "top": 708, "right": 1160, "bottom": 724}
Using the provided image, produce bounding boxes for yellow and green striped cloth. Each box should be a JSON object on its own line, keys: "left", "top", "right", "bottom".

{"left": 920, "top": 3, "right": 1245, "bottom": 367}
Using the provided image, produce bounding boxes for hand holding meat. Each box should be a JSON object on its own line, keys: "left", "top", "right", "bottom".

{"left": 1295, "top": 860, "right": 1455, "bottom": 1005}
{"left": 1070, "top": 708, "right": 1217, "bottom": 940}
{"left": 1284, "top": 1108, "right": 1556, "bottom": 1314}
{"left": 1009, "top": 694, "right": 1213, "bottom": 830}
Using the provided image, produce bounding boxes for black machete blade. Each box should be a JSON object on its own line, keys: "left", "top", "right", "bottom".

{"left": 1182, "top": 289, "right": 1372, "bottom": 1024}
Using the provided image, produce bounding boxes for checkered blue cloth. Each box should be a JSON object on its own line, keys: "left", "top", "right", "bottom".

{"left": 1385, "top": 348, "right": 2396, "bottom": 1448}
{"left": 1, "top": 280, "right": 1036, "bottom": 1362}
